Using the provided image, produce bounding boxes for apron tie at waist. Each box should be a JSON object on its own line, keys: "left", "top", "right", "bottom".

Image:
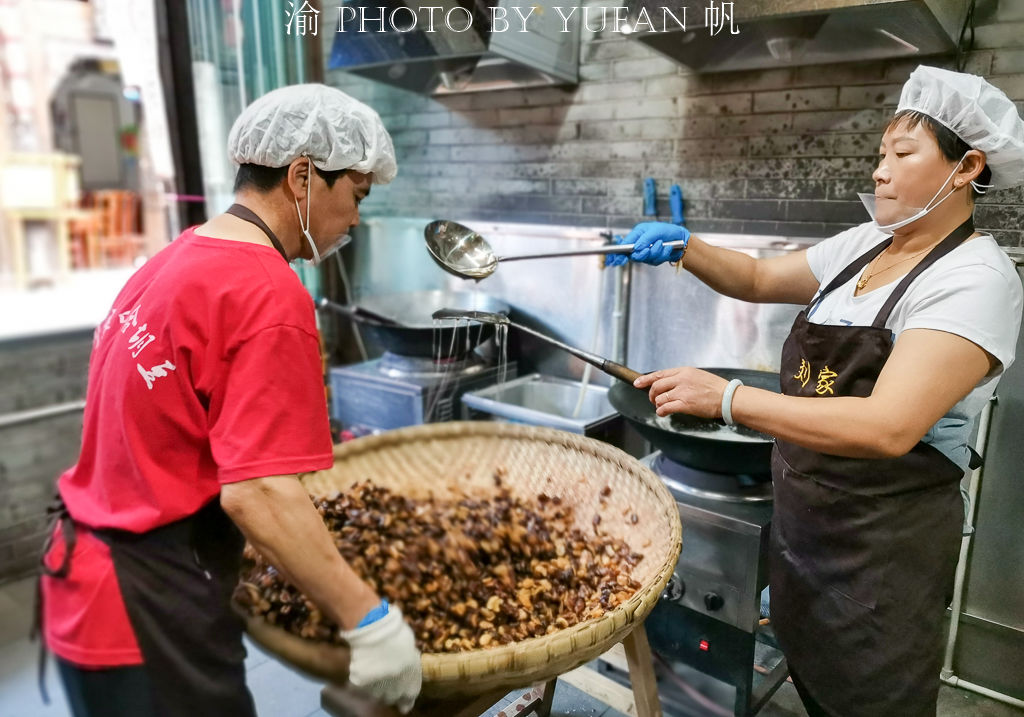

{"left": 31, "top": 496, "right": 256, "bottom": 716}
{"left": 32, "top": 493, "right": 78, "bottom": 705}
{"left": 40, "top": 496, "right": 76, "bottom": 579}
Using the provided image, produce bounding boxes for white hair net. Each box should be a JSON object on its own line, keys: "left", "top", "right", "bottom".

{"left": 896, "top": 65, "right": 1024, "bottom": 191}
{"left": 228, "top": 84, "right": 397, "bottom": 184}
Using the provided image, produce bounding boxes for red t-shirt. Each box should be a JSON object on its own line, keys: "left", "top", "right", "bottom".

{"left": 43, "top": 228, "right": 334, "bottom": 666}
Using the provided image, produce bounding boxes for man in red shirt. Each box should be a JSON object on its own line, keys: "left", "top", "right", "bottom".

{"left": 39, "top": 84, "right": 421, "bottom": 716}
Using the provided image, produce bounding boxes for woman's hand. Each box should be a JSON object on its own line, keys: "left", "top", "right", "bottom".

{"left": 634, "top": 367, "right": 729, "bottom": 418}
{"left": 626, "top": 222, "right": 689, "bottom": 265}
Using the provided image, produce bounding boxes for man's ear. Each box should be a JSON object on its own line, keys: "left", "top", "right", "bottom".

{"left": 285, "top": 157, "right": 309, "bottom": 200}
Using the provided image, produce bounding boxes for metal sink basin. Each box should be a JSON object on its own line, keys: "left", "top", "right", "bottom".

{"left": 462, "top": 373, "right": 618, "bottom": 435}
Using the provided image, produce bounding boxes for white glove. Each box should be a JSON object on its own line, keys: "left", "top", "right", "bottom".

{"left": 339, "top": 605, "right": 422, "bottom": 714}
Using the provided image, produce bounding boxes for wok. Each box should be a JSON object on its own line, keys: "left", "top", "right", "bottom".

{"left": 609, "top": 368, "right": 780, "bottom": 476}
{"left": 320, "top": 290, "right": 510, "bottom": 358}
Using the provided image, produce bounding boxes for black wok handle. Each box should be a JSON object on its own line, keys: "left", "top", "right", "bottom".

{"left": 509, "top": 321, "right": 645, "bottom": 384}
{"left": 601, "top": 360, "right": 643, "bottom": 384}
{"left": 317, "top": 299, "right": 403, "bottom": 327}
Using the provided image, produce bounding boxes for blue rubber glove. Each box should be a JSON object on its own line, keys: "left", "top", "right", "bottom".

{"left": 357, "top": 599, "right": 390, "bottom": 627}
{"left": 627, "top": 222, "right": 690, "bottom": 265}
{"left": 604, "top": 234, "right": 629, "bottom": 267}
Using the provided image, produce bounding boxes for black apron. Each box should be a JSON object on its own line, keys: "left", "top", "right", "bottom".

{"left": 39, "top": 498, "right": 257, "bottom": 717}
{"left": 770, "top": 219, "right": 975, "bottom": 717}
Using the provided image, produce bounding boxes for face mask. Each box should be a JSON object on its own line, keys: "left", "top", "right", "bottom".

{"left": 315, "top": 234, "right": 352, "bottom": 264}
{"left": 858, "top": 151, "right": 972, "bottom": 234}
{"left": 294, "top": 158, "right": 320, "bottom": 264}
{"left": 293, "top": 158, "right": 354, "bottom": 266}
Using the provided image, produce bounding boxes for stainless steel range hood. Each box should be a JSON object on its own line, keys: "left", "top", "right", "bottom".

{"left": 324, "top": 2, "right": 579, "bottom": 94}
{"left": 626, "top": 0, "right": 965, "bottom": 73}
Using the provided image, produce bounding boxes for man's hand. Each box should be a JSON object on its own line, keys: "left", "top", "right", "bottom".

{"left": 340, "top": 605, "right": 422, "bottom": 714}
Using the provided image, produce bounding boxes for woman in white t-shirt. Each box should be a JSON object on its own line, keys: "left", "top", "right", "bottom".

{"left": 613, "top": 66, "right": 1024, "bottom": 716}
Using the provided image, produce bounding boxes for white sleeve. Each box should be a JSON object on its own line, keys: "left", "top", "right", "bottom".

{"left": 901, "top": 263, "right": 1024, "bottom": 372}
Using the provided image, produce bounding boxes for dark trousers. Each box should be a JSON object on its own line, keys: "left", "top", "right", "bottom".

{"left": 789, "top": 666, "right": 835, "bottom": 717}
{"left": 57, "top": 657, "right": 158, "bottom": 717}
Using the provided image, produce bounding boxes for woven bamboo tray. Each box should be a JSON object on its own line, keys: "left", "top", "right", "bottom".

{"left": 239, "top": 421, "right": 682, "bottom": 698}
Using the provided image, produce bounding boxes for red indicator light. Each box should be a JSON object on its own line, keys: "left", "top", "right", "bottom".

{"left": 699, "top": 639, "right": 710, "bottom": 652}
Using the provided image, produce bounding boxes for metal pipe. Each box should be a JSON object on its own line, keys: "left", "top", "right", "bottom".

{"left": 332, "top": 254, "right": 368, "bottom": 362}
{"left": 232, "top": 0, "right": 247, "bottom": 110}
{"left": 941, "top": 396, "right": 993, "bottom": 677}
{"left": 252, "top": 0, "right": 266, "bottom": 97}
{"left": 0, "top": 400, "right": 85, "bottom": 429}
{"left": 936, "top": 396, "right": 1024, "bottom": 710}
{"left": 617, "top": 261, "right": 632, "bottom": 365}
{"left": 271, "top": 0, "right": 287, "bottom": 88}
{"left": 940, "top": 674, "right": 1024, "bottom": 709}
{"left": 494, "top": 240, "right": 687, "bottom": 263}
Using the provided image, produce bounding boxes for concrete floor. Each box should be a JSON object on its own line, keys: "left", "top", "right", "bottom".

{"left": 0, "top": 576, "right": 1019, "bottom": 717}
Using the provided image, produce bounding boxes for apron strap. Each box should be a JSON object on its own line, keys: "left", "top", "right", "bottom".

{"left": 807, "top": 238, "right": 892, "bottom": 315}
{"left": 224, "top": 203, "right": 289, "bottom": 262}
{"left": 871, "top": 218, "right": 975, "bottom": 328}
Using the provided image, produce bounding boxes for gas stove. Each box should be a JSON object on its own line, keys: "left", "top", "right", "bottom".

{"left": 639, "top": 451, "right": 788, "bottom": 716}
{"left": 651, "top": 453, "right": 773, "bottom": 505}
{"left": 644, "top": 452, "right": 772, "bottom": 633}
{"left": 329, "top": 351, "right": 516, "bottom": 432}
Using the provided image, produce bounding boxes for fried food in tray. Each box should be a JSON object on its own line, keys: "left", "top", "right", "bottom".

{"left": 234, "top": 477, "right": 644, "bottom": 653}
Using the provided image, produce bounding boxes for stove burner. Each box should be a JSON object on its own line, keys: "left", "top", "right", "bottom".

{"left": 651, "top": 452, "right": 773, "bottom": 504}
{"left": 377, "top": 351, "right": 486, "bottom": 379}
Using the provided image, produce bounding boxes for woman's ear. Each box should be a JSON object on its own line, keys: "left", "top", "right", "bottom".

{"left": 958, "top": 149, "right": 987, "bottom": 185}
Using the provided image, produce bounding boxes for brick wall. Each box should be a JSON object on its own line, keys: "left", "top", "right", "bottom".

{"left": 327, "top": 1, "right": 1024, "bottom": 246}
{"left": 0, "top": 331, "right": 91, "bottom": 584}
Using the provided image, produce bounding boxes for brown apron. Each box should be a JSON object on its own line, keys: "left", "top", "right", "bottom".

{"left": 770, "top": 218, "right": 975, "bottom": 716}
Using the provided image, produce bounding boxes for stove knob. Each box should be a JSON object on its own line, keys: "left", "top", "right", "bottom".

{"left": 704, "top": 592, "right": 724, "bottom": 612}
{"left": 663, "top": 575, "right": 686, "bottom": 602}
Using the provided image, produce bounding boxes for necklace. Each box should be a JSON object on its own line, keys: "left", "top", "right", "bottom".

{"left": 856, "top": 245, "right": 933, "bottom": 291}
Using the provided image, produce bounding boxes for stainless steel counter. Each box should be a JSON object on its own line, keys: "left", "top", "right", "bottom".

{"left": 951, "top": 262, "right": 1024, "bottom": 700}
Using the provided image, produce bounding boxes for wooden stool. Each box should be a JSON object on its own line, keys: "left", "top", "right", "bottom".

{"left": 321, "top": 624, "right": 662, "bottom": 717}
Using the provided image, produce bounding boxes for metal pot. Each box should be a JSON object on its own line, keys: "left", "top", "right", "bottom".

{"left": 321, "top": 290, "right": 511, "bottom": 358}
{"left": 608, "top": 368, "right": 780, "bottom": 476}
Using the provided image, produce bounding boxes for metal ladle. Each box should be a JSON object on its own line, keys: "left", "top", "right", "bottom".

{"left": 432, "top": 308, "right": 644, "bottom": 384}
{"left": 425, "top": 220, "right": 687, "bottom": 280}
